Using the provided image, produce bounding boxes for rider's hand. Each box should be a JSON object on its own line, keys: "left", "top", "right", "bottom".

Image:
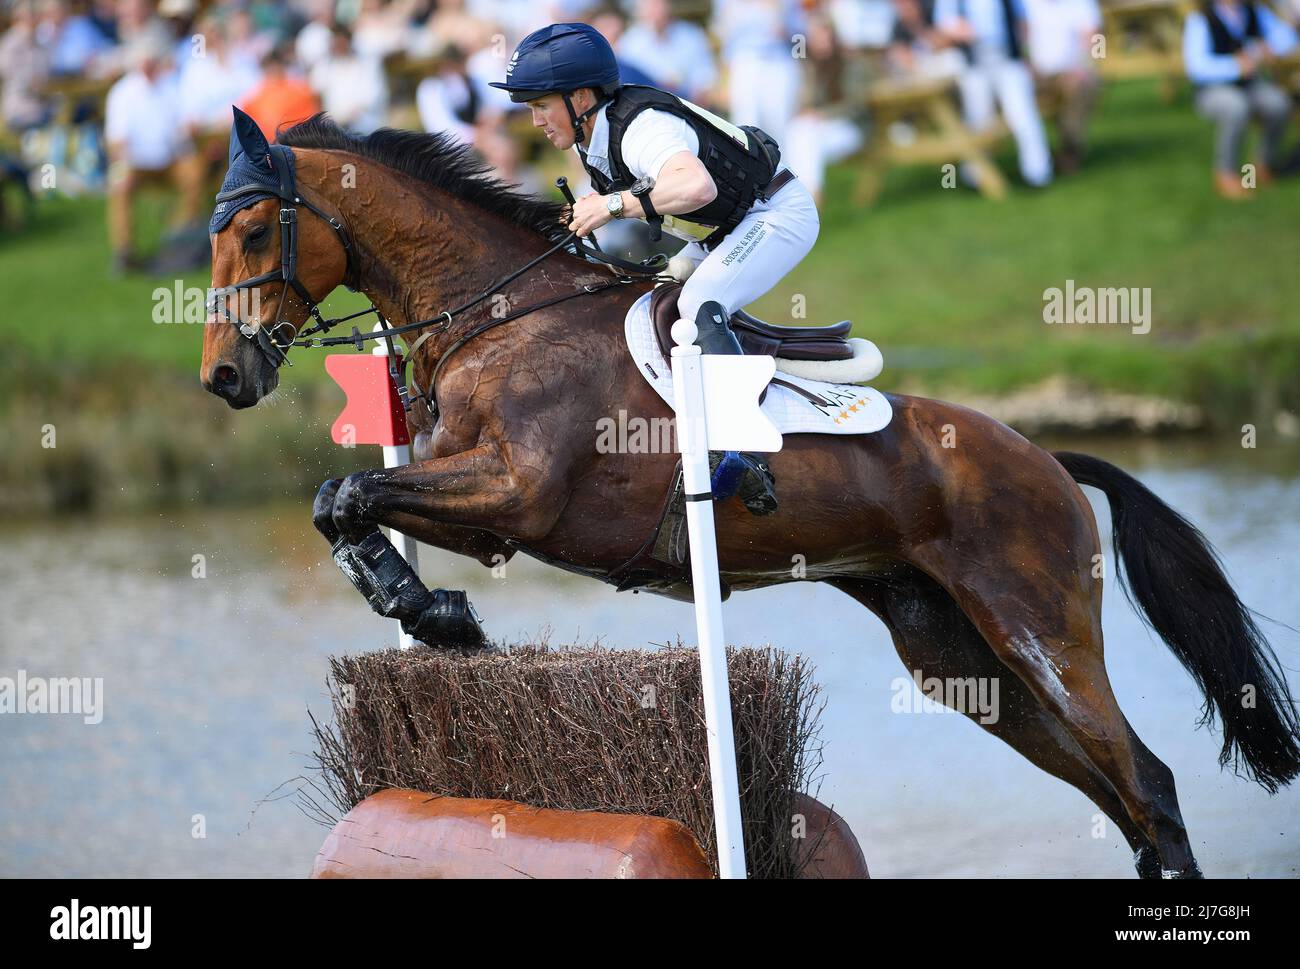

{"left": 569, "top": 192, "right": 614, "bottom": 238}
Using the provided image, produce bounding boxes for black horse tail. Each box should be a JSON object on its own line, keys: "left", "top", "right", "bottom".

{"left": 1055, "top": 451, "right": 1300, "bottom": 793}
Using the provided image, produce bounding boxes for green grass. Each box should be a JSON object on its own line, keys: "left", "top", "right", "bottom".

{"left": 4, "top": 78, "right": 1298, "bottom": 415}
{"left": 750, "top": 78, "right": 1300, "bottom": 412}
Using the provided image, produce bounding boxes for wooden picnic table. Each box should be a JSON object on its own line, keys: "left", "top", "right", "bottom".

{"left": 852, "top": 74, "right": 1008, "bottom": 205}
{"left": 1097, "top": 0, "right": 1192, "bottom": 97}
{"left": 1270, "top": 48, "right": 1300, "bottom": 96}
{"left": 40, "top": 74, "right": 116, "bottom": 126}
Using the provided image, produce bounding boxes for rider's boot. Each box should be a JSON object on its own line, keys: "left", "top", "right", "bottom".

{"left": 692, "top": 301, "right": 779, "bottom": 517}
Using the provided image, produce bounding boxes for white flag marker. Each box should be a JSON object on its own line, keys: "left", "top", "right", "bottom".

{"left": 669, "top": 317, "right": 783, "bottom": 880}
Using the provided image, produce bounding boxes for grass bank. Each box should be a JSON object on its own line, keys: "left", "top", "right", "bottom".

{"left": 2, "top": 78, "right": 1296, "bottom": 515}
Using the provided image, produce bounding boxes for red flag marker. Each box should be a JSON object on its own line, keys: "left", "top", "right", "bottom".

{"left": 325, "top": 355, "right": 410, "bottom": 447}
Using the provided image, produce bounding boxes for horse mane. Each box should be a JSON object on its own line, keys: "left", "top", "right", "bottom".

{"left": 277, "top": 114, "right": 567, "bottom": 240}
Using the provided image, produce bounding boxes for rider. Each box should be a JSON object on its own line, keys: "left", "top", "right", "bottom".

{"left": 490, "top": 22, "right": 822, "bottom": 516}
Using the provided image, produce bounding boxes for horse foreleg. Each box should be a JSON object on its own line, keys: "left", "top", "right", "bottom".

{"left": 312, "top": 477, "right": 500, "bottom": 650}
{"left": 315, "top": 445, "right": 563, "bottom": 649}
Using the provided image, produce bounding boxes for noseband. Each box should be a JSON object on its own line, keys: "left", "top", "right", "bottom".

{"left": 208, "top": 143, "right": 357, "bottom": 368}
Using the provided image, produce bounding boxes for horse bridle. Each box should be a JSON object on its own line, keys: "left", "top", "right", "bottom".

{"left": 207, "top": 143, "right": 359, "bottom": 368}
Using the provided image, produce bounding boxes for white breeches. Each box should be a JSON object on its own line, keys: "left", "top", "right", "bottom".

{"left": 674, "top": 174, "right": 820, "bottom": 325}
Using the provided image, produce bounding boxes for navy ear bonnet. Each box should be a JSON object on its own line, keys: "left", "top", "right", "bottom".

{"left": 209, "top": 106, "right": 297, "bottom": 234}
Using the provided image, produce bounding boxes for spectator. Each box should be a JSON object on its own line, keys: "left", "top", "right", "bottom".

{"left": 0, "top": 0, "right": 53, "bottom": 132}
{"left": 309, "top": 23, "right": 389, "bottom": 132}
{"left": 239, "top": 41, "right": 320, "bottom": 140}
{"left": 295, "top": 0, "right": 337, "bottom": 69}
{"left": 178, "top": 15, "right": 262, "bottom": 136}
{"left": 618, "top": 0, "right": 719, "bottom": 104}
{"left": 934, "top": 0, "right": 1054, "bottom": 186}
{"left": 416, "top": 44, "right": 481, "bottom": 144}
{"left": 409, "top": 0, "right": 494, "bottom": 58}
{"left": 223, "top": 5, "right": 276, "bottom": 67}
{"left": 36, "top": 0, "right": 115, "bottom": 77}
{"left": 112, "top": 0, "right": 163, "bottom": 51}
{"left": 104, "top": 27, "right": 203, "bottom": 272}
{"left": 1183, "top": 0, "right": 1298, "bottom": 198}
{"left": 157, "top": 0, "right": 199, "bottom": 68}
{"left": 352, "top": 0, "right": 417, "bottom": 59}
{"left": 889, "top": 0, "right": 964, "bottom": 78}
{"left": 786, "top": 9, "right": 864, "bottom": 202}
{"left": 712, "top": 0, "right": 806, "bottom": 146}
{"left": 1023, "top": 0, "right": 1102, "bottom": 173}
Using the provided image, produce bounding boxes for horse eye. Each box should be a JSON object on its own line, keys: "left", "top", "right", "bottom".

{"left": 246, "top": 225, "right": 268, "bottom": 246}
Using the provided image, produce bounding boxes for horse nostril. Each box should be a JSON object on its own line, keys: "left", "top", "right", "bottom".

{"left": 214, "top": 364, "right": 239, "bottom": 388}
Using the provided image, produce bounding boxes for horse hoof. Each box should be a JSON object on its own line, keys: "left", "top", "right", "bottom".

{"left": 403, "top": 589, "right": 487, "bottom": 651}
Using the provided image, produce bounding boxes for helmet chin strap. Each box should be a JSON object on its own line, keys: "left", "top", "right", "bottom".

{"left": 562, "top": 91, "right": 605, "bottom": 146}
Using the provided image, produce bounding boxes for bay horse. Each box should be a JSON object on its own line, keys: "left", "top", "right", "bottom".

{"left": 201, "top": 113, "right": 1299, "bottom": 878}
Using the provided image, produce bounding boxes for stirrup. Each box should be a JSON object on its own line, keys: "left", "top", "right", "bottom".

{"left": 736, "top": 452, "right": 778, "bottom": 517}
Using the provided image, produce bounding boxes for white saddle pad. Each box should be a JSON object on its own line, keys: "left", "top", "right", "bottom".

{"left": 624, "top": 291, "right": 892, "bottom": 436}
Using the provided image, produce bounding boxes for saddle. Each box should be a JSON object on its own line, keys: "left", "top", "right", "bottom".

{"left": 649, "top": 282, "right": 854, "bottom": 367}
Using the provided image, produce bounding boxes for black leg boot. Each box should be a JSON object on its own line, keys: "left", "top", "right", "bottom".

{"left": 347, "top": 531, "right": 487, "bottom": 651}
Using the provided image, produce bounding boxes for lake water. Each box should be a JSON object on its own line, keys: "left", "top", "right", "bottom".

{"left": 1, "top": 437, "right": 1297, "bottom": 877}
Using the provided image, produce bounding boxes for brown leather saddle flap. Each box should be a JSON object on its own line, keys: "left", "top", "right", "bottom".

{"left": 649, "top": 282, "right": 853, "bottom": 369}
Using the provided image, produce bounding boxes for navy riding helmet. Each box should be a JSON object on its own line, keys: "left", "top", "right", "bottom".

{"left": 489, "top": 22, "right": 622, "bottom": 144}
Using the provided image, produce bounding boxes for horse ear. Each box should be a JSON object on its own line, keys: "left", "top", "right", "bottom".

{"left": 230, "top": 106, "right": 270, "bottom": 167}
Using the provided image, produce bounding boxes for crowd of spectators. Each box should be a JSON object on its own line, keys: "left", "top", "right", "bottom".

{"left": 1, "top": 0, "right": 1298, "bottom": 268}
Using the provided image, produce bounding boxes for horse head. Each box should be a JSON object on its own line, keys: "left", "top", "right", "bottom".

{"left": 201, "top": 107, "right": 350, "bottom": 408}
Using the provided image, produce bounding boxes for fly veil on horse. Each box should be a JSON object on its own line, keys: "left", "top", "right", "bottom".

{"left": 201, "top": 110, "right": 1300, "bottom": 878}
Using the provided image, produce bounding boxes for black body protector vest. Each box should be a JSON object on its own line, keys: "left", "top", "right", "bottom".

{"left": 580, "top": 84, "right": 782, "bottom": 249}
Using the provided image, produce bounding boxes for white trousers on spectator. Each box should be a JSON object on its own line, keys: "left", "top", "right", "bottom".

{"left": 958, "top": 56, "right": 1053, "bottom": 187}
{"left": 727, "top": 51, "right": 802, "bottom": 147}
{"left": 785, "top": 113, "right": 864, "bottom": 198}
{"left": 674, "top": 174, "right": 821, "bottom": 325}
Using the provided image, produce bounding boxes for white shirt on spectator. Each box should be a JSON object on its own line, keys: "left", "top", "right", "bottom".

{"left": 310, "top": 54, "right": 389, "bottom": 133}
{"left": 618, "top": 20, "right": 718, "bottom": 100}
{"left": 179, "top": 52, "right": 261, "bottom": 131}
{"left": 106, "top": 70, "right": 186, "bottom": 168}
{"left": 296, "top": 21, "right": 332, "bottom": 70}
{"left": 1023, "top": 0, "right": 1101, "bottom": 74}
{"left": 417, "top": 72, "right": 478, "bottom": 145}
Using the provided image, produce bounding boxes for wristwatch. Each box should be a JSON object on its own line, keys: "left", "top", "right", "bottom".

{"left": 605, "top": 192, "right": 625, "bottom": 218}
{"left": 630, "top": 176, "right": 660, "bottom": 240}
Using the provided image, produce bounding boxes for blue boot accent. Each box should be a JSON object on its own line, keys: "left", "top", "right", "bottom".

{"left": 710, "top": 450, "right": 747, "bottom": 499}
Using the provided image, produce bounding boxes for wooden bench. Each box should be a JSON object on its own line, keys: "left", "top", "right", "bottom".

{"left": 853, "top": 74, "right": 1009, "bottom": 205}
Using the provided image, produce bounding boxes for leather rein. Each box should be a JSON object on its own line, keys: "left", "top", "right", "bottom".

{"left": 209, "top": 143, "right": 669, "bottom": 416}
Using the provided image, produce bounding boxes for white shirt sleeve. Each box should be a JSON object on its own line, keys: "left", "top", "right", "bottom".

{"left": 619, "top": 108, "right": 701, "bottom": 182}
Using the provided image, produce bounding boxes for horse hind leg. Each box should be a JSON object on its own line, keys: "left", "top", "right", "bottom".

{"left": 919, "top": 561, "right": 1202, "bottom": 878}
{"left": 830, "top": 574, "right": 1162, "bottom": 877}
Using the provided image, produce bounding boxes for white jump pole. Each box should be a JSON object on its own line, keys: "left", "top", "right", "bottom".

{"left": 669, "top": 316, "right": 781, "bottom": 880}
{"left": 372, "top": 323, "right": 417, "bottom": 651}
